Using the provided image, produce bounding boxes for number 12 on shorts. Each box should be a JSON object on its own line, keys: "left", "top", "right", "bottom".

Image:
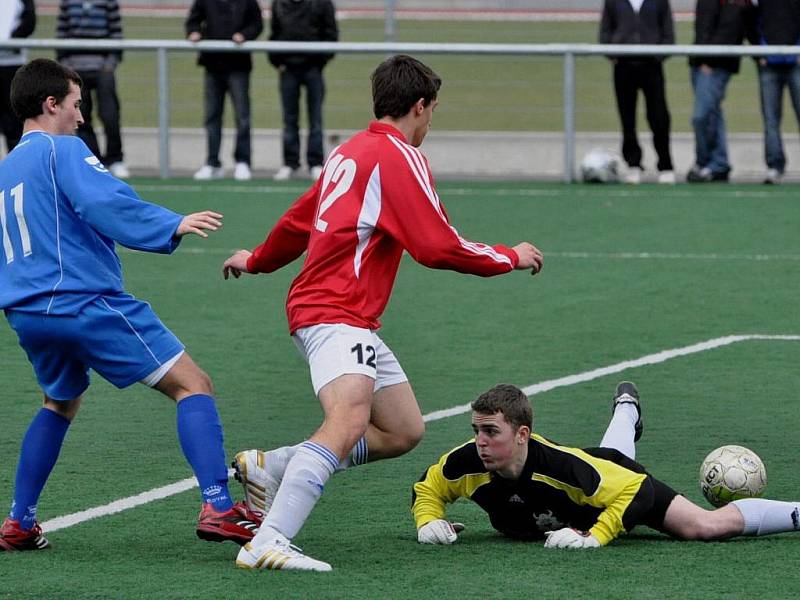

{"left": 351, "top": 343, "right": 376, "bottom": 369}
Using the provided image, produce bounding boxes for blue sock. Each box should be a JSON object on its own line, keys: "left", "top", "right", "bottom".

{"left": 10, "top": 408, "right": 71, "bottom": 530}
{"left": 176, "top": 394, "right": 233, "bottom": 511}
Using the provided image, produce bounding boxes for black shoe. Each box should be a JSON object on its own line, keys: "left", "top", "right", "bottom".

{"left": 686, "top": 166, "right": 712, "bottom": 183}
{"left": 613, "top": 381, "right": 643, "bottom": 442}
{"left": 710, "top": 170, "right": 730, "bottom": 182}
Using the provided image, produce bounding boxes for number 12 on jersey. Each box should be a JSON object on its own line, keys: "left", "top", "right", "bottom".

{"left": 315, "top": 153, "right": 356, "bottom": 233}
{"left": 0, "top": 183, "right": 32, "bottom": 264}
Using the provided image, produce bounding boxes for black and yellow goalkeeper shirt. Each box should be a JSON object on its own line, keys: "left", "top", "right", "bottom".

{"left": 411, "top": 434, "right": 648, "bottom": 546}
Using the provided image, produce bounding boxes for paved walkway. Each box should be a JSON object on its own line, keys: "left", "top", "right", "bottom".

{"left": 118, "top": 127, "right": 798, "bottom": 182}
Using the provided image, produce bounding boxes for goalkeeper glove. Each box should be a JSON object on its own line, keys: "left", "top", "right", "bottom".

{"left": 417, "top": 520, "right": 465, "bottom": 544}
{"left": 543, "top": 527, "right": 601, "bottom": 549}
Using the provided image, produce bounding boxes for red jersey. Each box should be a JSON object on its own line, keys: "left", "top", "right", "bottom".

{"left": 247, "top": 121, "right": 519, "bottom": 333}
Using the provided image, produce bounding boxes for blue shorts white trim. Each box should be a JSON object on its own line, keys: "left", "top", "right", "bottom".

{"left": 6, "top": 293, "right": 185, "bottom": 400}
{"left": 292, "top": 323, "right": 408, "bottom": 396}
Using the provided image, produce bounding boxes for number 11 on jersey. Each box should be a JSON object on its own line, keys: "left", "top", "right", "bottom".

{"left": 0, "top": 182, "right": 32, "bottom": 264}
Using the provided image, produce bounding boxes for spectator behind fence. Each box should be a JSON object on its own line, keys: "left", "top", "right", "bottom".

{"left": 269, "top": 0, "right": 338, "bottom": 182}
{"left": 0, "top": 0, "right": 35, "bottom": 155}
{"left": 687, "top": 0, "right": 757, "bottom": 184}
{"left": 186, "top": 0, "right": 264, "bottom": 181}
{"left": 754, "top": 0, "right": 800, "bottom": 185}
{"left": 599, "top": 0, "right": 675, "bottom": 184}
{"left": 57, "top": 0, "right": 129, "bottom": 179}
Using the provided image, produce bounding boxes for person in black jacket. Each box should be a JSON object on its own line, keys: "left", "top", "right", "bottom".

{"left": 0, "top": 0, "right": 35, "bottom": 154}
{"left": 599, "top": 0, "right": 675, "bottom": 184}
{"left": 186, "top": 0, "right": 264, "bottom": 181}
{"left": 269, "top": 0, "right": 338, "bottom": 181}
{"left": 687, "top": 0, "right": 757, "bottom": 183}
{"left": 754, "top": 0, "right": 800, "bottom": 184}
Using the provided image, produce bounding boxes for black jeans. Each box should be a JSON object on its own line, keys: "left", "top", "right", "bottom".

{"left": 0, "top": 65, "right": 23, "bottom": 153}
{"left": 203, "top": 69, "right": 252, "bottom": 167}
{"left": 279, "top": 65, "right": 325, "bottom": 169}
{"left": 76, "top": 69, "right": 123, "bottom": 164}
{"left": 613, "top": 59, "right": 673, "bottom": 171}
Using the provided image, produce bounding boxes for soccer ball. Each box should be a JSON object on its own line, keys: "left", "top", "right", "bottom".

{"left": 580, "top": 148, "right": 620, "bottom": 183}
{"left": 699, "top": 445, "right": 767, "bottom": 508}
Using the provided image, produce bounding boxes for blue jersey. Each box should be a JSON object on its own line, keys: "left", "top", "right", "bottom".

{"left": 0, "top": 131, "right": 183, "bottom": 315}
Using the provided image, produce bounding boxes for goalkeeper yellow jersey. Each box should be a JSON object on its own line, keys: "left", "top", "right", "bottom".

{"left": 411, "top": 434, "right": 649, "bottom": 546}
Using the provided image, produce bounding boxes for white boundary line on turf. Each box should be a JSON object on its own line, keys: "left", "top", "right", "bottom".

{"left": 41, "top": 333, "right": 800, "bottom": 533}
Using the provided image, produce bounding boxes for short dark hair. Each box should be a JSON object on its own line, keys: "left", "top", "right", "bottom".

{"left": 11, "top": 58, "right": 82, "bottom": 121}
{"left": 371, "top": 54, "right": 442, "bottom": 119}
{"left": 471, "top": 384, "right": 533, "bottom": 430}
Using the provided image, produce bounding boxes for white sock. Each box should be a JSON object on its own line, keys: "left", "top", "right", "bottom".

{"left": 260, "top": 441, "right": 338, "bottom": 540}
{"left": 267, "top": 436, "right": 368, "bottom": 477}
{"left": 336, "top": 436, "right": 369, "bottom": 472}
{"left": 732, "top": 498, "right": 800, "bottom": 536}
{"left": 599, "top": 403, "right": 638, "bottom": 460}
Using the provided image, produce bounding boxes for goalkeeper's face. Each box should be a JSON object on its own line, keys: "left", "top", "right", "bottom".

{"left": 472, "top": 411, "right": 529, "bottom": 477}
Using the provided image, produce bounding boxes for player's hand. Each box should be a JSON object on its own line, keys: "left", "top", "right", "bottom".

{"left": 417, "top": 519, "right": 465, "bottom": 544}
{"left": 223, "top": 249, "right": 253, "bottom": 279}
{"left": 175, "top": 211, "right": 222, "bottom": 239}
{"left": 543, "top": 528, "right": 601, "bottom": 549}
{"left": 512, "top": 242, "right": 544, "bottom": 275}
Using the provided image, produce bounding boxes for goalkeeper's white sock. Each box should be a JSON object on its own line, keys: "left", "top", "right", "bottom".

{"left": 732, "top": 498, "right": 800, "bottom": 536}
{"left": 260, "top": 441, "right": 338, "bottom": 540}
{"left": 599, "top": 403, "right": 638, "bottom": 460}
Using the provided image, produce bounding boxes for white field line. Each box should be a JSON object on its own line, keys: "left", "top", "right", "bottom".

{"left": 121, "top": 246, "right": 800, "bottom": 262}
{"left": 134, "top": 183, "right": 800, "bottom": 199}
{"left": 41, "top": 333, "right": 800, "bottom": 533}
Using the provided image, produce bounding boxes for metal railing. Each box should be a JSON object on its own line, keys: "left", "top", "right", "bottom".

{"left": 3, "top": 38, "right": 799, "bottom": 180}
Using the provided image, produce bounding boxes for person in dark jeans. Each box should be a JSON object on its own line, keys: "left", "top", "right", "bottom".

{"left": 0, "top": 0, "right": 35, "bottom": 155}
{"left": 599, "top": 0, "right": 675, "bottom": 184}
{"left": 754, "top": 0, "right": 800, "bottom": 185}
{"left": 57, "top": 0, "right": 129, "bottom": 178}
{"left": 687, "top": 0, "right": 757, "bottom": 183}
{"left": 269, "top": 0, "right": 338, "bottom": 181}
{"left": 186, "top": 0, "right": 264, "bottom": 181}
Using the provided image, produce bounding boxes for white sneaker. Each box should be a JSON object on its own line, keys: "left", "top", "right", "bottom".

{"left": 763, "top": 168, "right": 782, "bottom": 184}
{"left": 193, "top": 165, "right": 224, "bottom": 180}
{"left": 232, "top": 449, "right": 281, "bottom": 517}
{"left": 108, "top": 162, "right": 130, "bottom": 178}
{"left": 234, "top": 162, "right": 252, "bottom": 181}
{"left": 624, "top": 167, "right": 642, "bottom": 185}
{"left": 309, "top": 165, "right": 324, "bottom": 180}
{"left": 657, "top": 170, "right": 675, "bottom": 184}
{"left": 273, "top": 165, "right": 296, "bottom": 181}
{"left": 236, "top": 531, "right": 332, "bottom": 572}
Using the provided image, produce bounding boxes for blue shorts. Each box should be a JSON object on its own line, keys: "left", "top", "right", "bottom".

{"left": 6, "top": 293, "right": 184, "bottom": 401}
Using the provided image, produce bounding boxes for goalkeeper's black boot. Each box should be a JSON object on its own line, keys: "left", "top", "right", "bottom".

{"left": 613, "top": 381, "right": 643, "bottom": 442}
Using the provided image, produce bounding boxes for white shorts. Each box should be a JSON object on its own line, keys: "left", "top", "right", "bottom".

{"left": 292, "top": 323, "right": 408, "bottom": 396}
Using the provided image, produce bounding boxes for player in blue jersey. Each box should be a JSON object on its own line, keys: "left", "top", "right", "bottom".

{"left": 0, "top": 58, "right": 261, "bottom": 552}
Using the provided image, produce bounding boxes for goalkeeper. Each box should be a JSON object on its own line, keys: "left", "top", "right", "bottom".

{"left": 412, "top": 382, "right": 800, "bottom": 548}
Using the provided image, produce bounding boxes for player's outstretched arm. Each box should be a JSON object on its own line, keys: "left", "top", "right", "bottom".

{"left": 222, "top": 249, "right": 254, "bottom": 280}
{"left": 511, "top": 242, "right": 544, "bottom": 275}
{"left": 175, "top": 211, "right": 223, "bottom": 239}
{"left": 417, "top": 520, "right": 465, "bottom": 545}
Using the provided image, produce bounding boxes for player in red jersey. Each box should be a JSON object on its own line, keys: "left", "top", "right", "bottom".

{"left": 223, "top": 55, "right": 544, "bottom": 571}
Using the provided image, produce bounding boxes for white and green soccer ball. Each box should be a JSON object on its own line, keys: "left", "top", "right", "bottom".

{"left": 699, "top": 445, "right": 767, "bottom": 508}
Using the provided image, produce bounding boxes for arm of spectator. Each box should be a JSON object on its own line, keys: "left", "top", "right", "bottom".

{"left": 13, "top": 0, "right": 36, "bottom": 39}
{"left": 185, "top": 0, "right": 206, "bottom": 38}
{"left": 268, "top": 1, "right": 283, "bottom": 68}
{"left": 241, "top": 0, "right": 264, "bottom": 40}
{"left": 660, "top": 0, "right": 676, "bottom": 45}
{"left": 598, "top": 0, "right": 614, "bottom": 45}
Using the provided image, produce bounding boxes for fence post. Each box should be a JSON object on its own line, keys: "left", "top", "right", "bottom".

{"left": 385, "top": 0, "right": 397, "bottom": 43}
{"left": 157, "top": 47, "right": 171, "bottom": 179}
{"left": 562, "top": 51, "right": 576, "bottom": 183}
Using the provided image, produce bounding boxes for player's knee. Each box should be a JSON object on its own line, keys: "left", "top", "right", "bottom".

{"left": 680, "top": 512, "right": 726, "bottom": 541}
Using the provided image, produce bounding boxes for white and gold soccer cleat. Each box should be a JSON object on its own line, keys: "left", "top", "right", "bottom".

{"left": 232, "top": 449, "right": 281, "bottom": 517}
{"left": 236, "top": 533, "right": 332, "bottom": 572}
